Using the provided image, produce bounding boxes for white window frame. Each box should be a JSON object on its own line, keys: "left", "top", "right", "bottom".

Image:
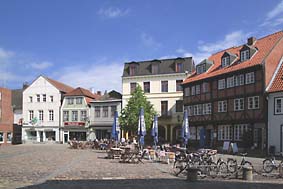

{"left": 191, "top": 86, "right": 196, "bottom": 96}
{"left": 222, "top": 56, "right": 230, "bottom": 67}
{"left": 218, "top": 101, "right": 227, "bottom": 112}
{"left": 218, "top": 125, "right": 232, "bottom": 140}
{"left": 38, "top": 110, "right": 44, "bottom": 121}
{"left": 234, "top": 124, "right": 248, "bottom": 141}
{"left": 36, "top": 94, "right": 40, "bottom": 102}
{"left": 275, "top": 98, "right": 283, "bottom": 114}
{"left": 29, "top": 110, "right": 34, "bottom": 121}
{"left": 63, "top": 111, "right": 69, "bottom": 121}
{"left": 218, "top": 79, "right": 226, "bottom": 90}
{"left": 81, "top": 110, "right": 87, "bottom": 121}
{"left": 235, "top": 74, "right": 244, "bottom": 86}
{"left": 50, "top": 96, "right": 54, "bottom": 102}
{"left": 29, "top": 96, "right": 33, "bottom": 103}
{"left": 227, "top": 76, "right": 234, "bottom": 88}
{"left": 67, "top": 98, "right": 74, "bottom": 105}
{"left": 245, "top": 72, "right": 255, "bottom": 84}
{"left": 248, "top": 96, "right": 259, "bottom": 109}
{"left": 0, "top": 132, "right": 4, "bottom": 143}
{"left": 184, "top": 87, "right": 190, "bottom": 96}
{"left": 72, "top": 111, "right": 78, "bottom": 121}
{"left": 234, "top": 98, "right": 244, "bottom": 111}
{"left": 49, "top": 110, "right": 54, "bottom": 121}
{"left": 241, "top": 50, "right": 250, "bottom": 61}
{"left": 195, "top": 85, "right": 201, "bottom": 95}
{"left": 7, "top": 132, "right": 12, "bottom": 143}
{"left": 43, "top": 94, "right": 46, "bottom": 102}
{"left": 76, "top": 97, "right": 83, "bottom": 104}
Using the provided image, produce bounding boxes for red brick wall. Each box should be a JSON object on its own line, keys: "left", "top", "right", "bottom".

{"left": 0, "top": 88, "right": 13, "bottom": 145}
{"left": 265, "top": 36, "right": 283, "bottom": 87}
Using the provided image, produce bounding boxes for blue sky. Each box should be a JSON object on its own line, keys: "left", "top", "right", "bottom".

{"left": 0, "top": 0, "right": 283, "bottom": 92}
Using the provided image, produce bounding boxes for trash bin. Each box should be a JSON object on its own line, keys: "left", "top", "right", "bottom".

{"left": 269, "top": 146, "right": 275, "bottom": 155}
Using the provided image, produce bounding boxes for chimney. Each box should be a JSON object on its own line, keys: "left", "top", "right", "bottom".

{"left": 247, "top": 37, "right": 256, "bottom": 46}
{"left": 23, "top": 82, "right": 29, "bottom": 90}
{"left": 97, "top": 91, "right": 101, "bottom": 96}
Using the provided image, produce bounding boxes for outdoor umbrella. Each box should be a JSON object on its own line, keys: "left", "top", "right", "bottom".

{"left": 151, "top": 115, "right": 158, "bottom": 149}
{"left": 181, "top": 109, "right": 190, "bottom": 148}
{"left": 138, "top": 108, "right": 146, "bottom": 149}
{"left": 111, "top": 111, "right": 120, "bottom": 142}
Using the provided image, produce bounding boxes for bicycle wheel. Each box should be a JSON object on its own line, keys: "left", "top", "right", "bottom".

{"left": 173, "top": 160, "right": 186, "bottom": 176}
{"left": 263, "top": 159, "right": 274, "bottom": 173}
{"left": 218, "top": 161, "right": 229, "bottom": 178}
{"left": 227, "top": 159, "right": 237, "bottom": 173}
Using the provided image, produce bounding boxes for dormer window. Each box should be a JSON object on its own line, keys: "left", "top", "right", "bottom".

{"left": 176, "top": 63, "right": 184, "bottom": 72}
{"left": 241, "top": 50, "right": 250, "bottom": 61}
{"left": 196, "top": 64, "right": 205, "bottom": 74}
{"left": 222, "top": 56, "right": 230, "bottom": 67}
{"left": 129, "top": 64, "right": 137, "bottom": 76}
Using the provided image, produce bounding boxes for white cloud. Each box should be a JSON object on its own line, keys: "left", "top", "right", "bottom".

{"left": 30, "top": 61, "right": 53, "bottom": 70}
{"left": 97, "top": 7, "right": 129, "bottom": 18}
{"left": 175, "top": 30, "right": 247, "bottom": 64}
{"left": 0, "top": 48, "right": 13, "bottom": 59}
{"left": 261, "top": 0, "right": 283, "bottom": 27}
{"left": 55, "top": 59, "right": 124, "bottom": 92}
{"left": 141, "top": 33, "right": 162, "bottom": 50}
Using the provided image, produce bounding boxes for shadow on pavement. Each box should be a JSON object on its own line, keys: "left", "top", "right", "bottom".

{"left": 18, "top": 178, "right": 283, "bottom": 189}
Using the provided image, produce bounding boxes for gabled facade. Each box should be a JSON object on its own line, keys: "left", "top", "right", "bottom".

{"left": 267, "top": 57, "right": 283, "bottom": 154}
{"left": 122, "top": 57, "right": 194, "bottom": 143}
{"left": 182, "top": 31, "right": 283, "bottom": 151}
{"left": 60, "top": 87, "right": 99, "bottom": 143}
{"left": 22, "top": 76, "right": 74, "bottom": 143}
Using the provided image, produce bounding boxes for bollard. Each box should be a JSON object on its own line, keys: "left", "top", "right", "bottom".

{"left": 279, "top": 164, "right": 283, "bottom": 178}
{"left": 187, "top": 167, "right": 199, "bottom": 182}
{"left": 243, "top": 167, "right": 253, "bottom": 181}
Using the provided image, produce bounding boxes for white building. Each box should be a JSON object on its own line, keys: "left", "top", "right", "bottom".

{"left": 22, "top": 76, "right": 73, "bottom": 143}
{"left": 267, "top": 59, "right": 283, "bottom": 154}
{"left": 122, "top": 57, "right": 194, "bottom": 143}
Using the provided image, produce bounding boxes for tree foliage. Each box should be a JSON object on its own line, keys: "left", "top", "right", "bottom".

{"left": 119, "top": 85, "right": 156, "bottom": 134}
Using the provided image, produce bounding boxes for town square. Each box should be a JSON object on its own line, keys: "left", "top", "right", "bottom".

{"left": 1, "top": 0, "right": 283, "bottom": 188}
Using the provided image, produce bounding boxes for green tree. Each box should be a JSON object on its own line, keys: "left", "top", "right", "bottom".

{"left": 119, "top": 85, "right": 156, "bottom": 134}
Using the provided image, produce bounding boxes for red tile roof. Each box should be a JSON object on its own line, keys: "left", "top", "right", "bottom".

{"left": 183, "top": 31, "right": 283, "bottom": 85}
{"left": 45, "top": 77, "right": 74, "bottom": 93}
{"left": 268, "top": 61, "right": 283, "bottom": 93}
{"left": 64, "top": 87, "right": 100, "bottom": 99}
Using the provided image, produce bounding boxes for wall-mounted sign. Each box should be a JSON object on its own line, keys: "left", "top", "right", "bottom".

{"left": 64, "top": 122, "right": 85, "bottom": 126}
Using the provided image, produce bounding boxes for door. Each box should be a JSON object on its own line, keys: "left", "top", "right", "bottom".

{"left": 64, "top": 134, "right": 68, "bottom": 143}
{"left": 205, "top": 129, "right": 212, "bottom": 148}
{"left": 281, "top": 125, "right": 283, "bottom": 152}
{"left": 40, "top": 132, "right": 43, "bottom": 142}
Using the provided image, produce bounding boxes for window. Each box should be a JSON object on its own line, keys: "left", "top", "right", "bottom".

{"left": 222, "top": 56, "right": 230, "bottom": 67}
{"left": 38, "top": 110, "right": 44, "bottom": 121}
{"left": 196, "top": 64, "right": 205, "bottom": 74}
{"left": 184, "top": 87, "right": 190, "bottom": 96}
{"left": 81, "top": 110, "right": 87, "bottom": 121}
{"left": 176, "top": 63, "right": 184, "bottom": 72}
{"left": 152, "top": 64, "right": 159, "bottom": 74}
{"left": 218, "top": 79, "right": 226, "bottom": 90}
{"left": 218, "top": 125, "right": 233, "bottom": 140}
{"left": 43, "top": 94, "right": 46, "bottom": 102}
{"left": 203, "top": 103, "right": 212, "bottom": 115}
{"left": 218, "top": 101, "right": 227, "bottom": 112}
{"left": 63, "top": 111, "right": 69, "bottom": 121}
{"left": 103, "top": 106, "right": 108, "bottom": 117}
{"left": 235, "top": 74, "right": 244, "bottom": 86}
{"left": 72, "top": 111, "right": 78, "bottom": 121}
{"left": 241, "top": 50, "right": 250, "bottom": 61}
{"left": 275, "top": 98, "right": 283, "bottom": 114}
{"left": 197, "top": 104, "right": 203, "bottom": 115}
{"left": 234, "top": 124, "right": 248, "bottom": 141}
{"left": 111, "top": 106, "right": 117, "bottom": 117}
{"left": 37, "top": 94, "right": 40, "bottom": 102}
{"left": 29, "top": 96, "right": 33, "bottom": 103}
{"left": 143, "top": 82, "right": 150, "bottom": 93}
{"left": 129, "top": 65, "right": 137, "bottom": 76}
{"left": 248, "top": 96, "right": 259, "bottom": 109}
{"left": 161, "top": 81, "right": 168, "bottom": 92}
{"left": 49, "top": 110, "right": 54, "bottom": 121}
{"left": 195, "top": 85, "right": 200, "bottom": 95}
{"left": 176, "top": 100, "right": 183, "bottom": 112}
{"left": 130, "top": 83, "right": 137, "bottom": 94}
{"left": 7, "top": 132, "right": 12, "bottom": 143}
{"left": 29, "top": 110, "right": 34, "bottom": 121}
{"left": 76, "top": 97, "right": 83, "bottom": 104}
{"left": 186, "top": 106, "right": 193, "bottom": 116}
{"left": 227, "top": 76, "right": 234, "bottom": 88}
{"left": 176, "top": 80, "right": 183, "bottom": 92}
{"left": 234, "top": 98, "right": 244, "bottom": 111}
{"left": 50, "top": 96, "right": 54, "bottom": 102}
{"left": 193, "top": 105, "right": 198, "bottom": 116}
{"left": 0, "top": 132, "right": 3, "bottom": 143}
{"left": 191, "top": 86, "right": 195, "bottom": 95}
{"left": 95, "top": 106, "right": 101, "bottom": 117}
{"left": 67, "top": 98, "right": 74, "bottom": 105}
{"left": 202, "top": 82, "right": 209, "bottom": 93}
{"left": 161, "top": 101, "right": 168, "bottom": 116}
{"left": 245, "top": 72, "right": 255, "bottom": 84}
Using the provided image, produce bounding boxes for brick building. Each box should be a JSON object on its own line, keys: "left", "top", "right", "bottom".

{"left": 0, "top": 88, "right": 14, "bottom": 145}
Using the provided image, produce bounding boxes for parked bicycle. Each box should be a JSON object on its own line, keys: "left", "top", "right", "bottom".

{"left": 227, "top": 153, "right": 253, "bottom": 173}
{"left": 263, "top": 153, "right": 283, "bottom": 173}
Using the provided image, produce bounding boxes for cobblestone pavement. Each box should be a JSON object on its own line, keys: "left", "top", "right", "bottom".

{"left": 0, "top": 144, "right": 283, "bottom": 189}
